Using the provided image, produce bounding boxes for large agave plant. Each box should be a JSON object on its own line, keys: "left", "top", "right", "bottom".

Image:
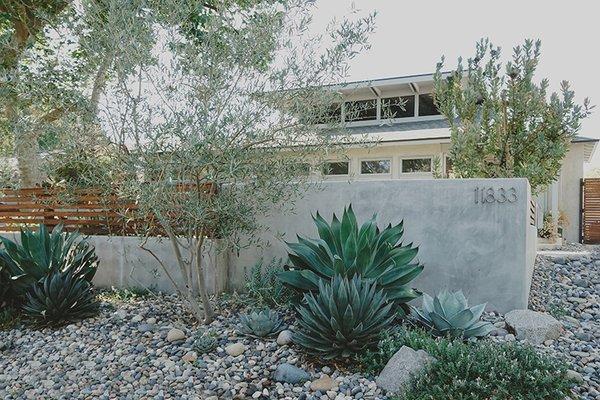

{"left": 294, "top": 275, "right": 395, "bottom": 359}
{"left": 278, "top": 205, "right": 423, "bottom": 312}
{"left": 411, "top": 290, "right": 494, "bottom": 339}
{"left": 22, "top": 270, "right": 99, "bottom": 326}
{"left": 0, "top": 224, "right": 98, "bottom": 298}
{"left": 238, "top": 309, "right": 284, "bottom": 338}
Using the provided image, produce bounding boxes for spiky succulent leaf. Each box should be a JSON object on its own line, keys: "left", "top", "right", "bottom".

{"left": 280, "top": 205, "right": 423, "bottom": 310}
{"left": 412, "top": 290, "right": 493, "bottom": 339}
{"left": 0, "top": 224, "right": 99, "bottom": 300}
{"left": 22, "top": 270, "right": 99, "bottom": 326}
{"left": 193, "top": 331, "right": 218, "bottom": 354}
{"left": 294, "top": 275, "right": 395, "bottom": 359}
{"left": 238, "top": 309, "right": 284, "bottom": 338}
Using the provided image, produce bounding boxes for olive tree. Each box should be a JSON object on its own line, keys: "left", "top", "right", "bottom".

{"left": 48, "top": 0, "right": 374, "bottom": 323}
{"left": 433, "top": 39, "right": 592, "bottom": 193}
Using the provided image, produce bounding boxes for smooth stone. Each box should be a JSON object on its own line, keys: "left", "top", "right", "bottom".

{"left": 182, "top": 351, "right": 198, "bottom": 363}
{"left": 225, "top": 343, "right": 246, "bottom": 357}
{"left": 310, "top": 374, "right": 334, "bottom": 392}
{"left": 276, "top": 330, "right": 293, "bottom": 346}
{"left": 376, "top": 346, "right": 436, "bottom": 395}
{"left": 504, "top": 309, "right": 562, "bottom": 345}
{"left": 566, "top": 370, "right": 584, "bottom": 383}
{"left": 166, "top": 328, "right": 186, "bottom": 342}
{"left": 273, "top": 363, "right": 310, "bottom": 384}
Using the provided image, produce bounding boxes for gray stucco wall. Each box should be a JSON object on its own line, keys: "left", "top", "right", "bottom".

{"left": 231, "top": 178, "right": 536, "bottom": 313}
{"left": 0, "top": 178, "right": 536, "bottom": 313}
{"left": 559, "top": 144, "right": 585, "bottom": 243}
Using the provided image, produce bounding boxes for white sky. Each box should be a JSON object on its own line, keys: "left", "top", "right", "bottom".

{"left": 312, "top": 0, "right": 600, "bottom": 171}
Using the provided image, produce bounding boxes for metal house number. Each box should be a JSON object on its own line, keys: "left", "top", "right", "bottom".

{"left": 474, "top": 187, "right": 517, "bottom": 204}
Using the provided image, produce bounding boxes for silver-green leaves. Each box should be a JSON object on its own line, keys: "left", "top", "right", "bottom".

{"left": 278, "top": 205, "right": 423, "bottom": 313}
{"left": 412, "top": 290, "right": 493, "bottom": 339}
{"left": 238, "top": 309, "right": 284, "bottom": 338}
{"left": 294, "top": 275, "right": 395, "bottom": 359}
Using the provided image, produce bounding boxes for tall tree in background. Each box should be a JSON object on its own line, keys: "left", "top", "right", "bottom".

{"left": 434, "top": 39, "right": 592, "bottom": 193}
{"left": 46, "top": 0, "right": 374, "bottom": 323}
{"left": 0, "top": 0, "right": 277, "bottom": 186}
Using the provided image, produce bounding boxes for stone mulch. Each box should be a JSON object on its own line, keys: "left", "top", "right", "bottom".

{"left": 0, "top": 245, "right": 598, "bottom": 400}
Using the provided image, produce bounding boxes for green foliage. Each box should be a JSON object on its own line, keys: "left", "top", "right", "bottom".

{"left": 0, "top": 224, "right": 98, "bottom": 300}
{"left": 245, "top": 258, "right": 293, "bottom": 308}
{"left": 279, "top": 205, "right": 423, "bottom": 314}
{"left": 99, "top": 287, "right": 154, "bottom": 303}
{"left": 538, "top": 212, "right": 558, "bottom": 240}
{"left": 294, "top": 275, "right": 395, "bottom": 359}
{"left": 411, "top": 290, "right": 493, "bottom": 339}
{"left": 434, "top": 38, "right": 592, "bottom": 193}
{"left": 238, "top": 309, "right": 284, "bottom": 338}
{"left": 22, "top": 270, "right": 99, "bottom": 326}
{"left": 193, "top": 330, "right": 218, "bottom": 354}
{"left": 0, "top": 306, "right": 19, "bottom": 331}
{"left": 358, "top": 328, "right": 573, "bottom": 400}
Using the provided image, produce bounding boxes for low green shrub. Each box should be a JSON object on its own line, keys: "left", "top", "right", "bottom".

{"left": 295, "top": 275, "right": 395, "bottom": 359}
{"left": 245, "top": 259, "right": 293, "bottom": 308}
{"left": 358, "top": 328, "right": 573, "bottom": 400}
{"left": 0, "top": 306, "right": 19, "bottom": 330}
{"left": 22, "top": 270, "right": 99, "bottom": 327}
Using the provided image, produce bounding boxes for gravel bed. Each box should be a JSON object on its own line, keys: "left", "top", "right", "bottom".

{"left": 0, "top": 294, "right": 383, "bottom": 400}
{"left": 0, "top": 245, "right": 599, "bottom": 399}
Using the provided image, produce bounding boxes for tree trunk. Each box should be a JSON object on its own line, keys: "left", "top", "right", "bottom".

{"left": 14, "top": 128, "right": 42, "bottom": 187}
{"left": 195, "top": 236, "right": 215, "bottom": 324}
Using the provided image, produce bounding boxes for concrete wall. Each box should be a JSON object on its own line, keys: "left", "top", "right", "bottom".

{"left": 559, "top": 144, "right": 585, "bottom": 242}
{"left": 0, "top": 178, "right": 536, "bottom": 313}
{"left": 231, "top": 178, "right": 536, "bottom": 313}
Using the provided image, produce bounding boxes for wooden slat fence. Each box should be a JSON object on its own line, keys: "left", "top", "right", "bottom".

{"left": 581, "top": 178, "right": 600, "bottom": 244}
{"left": 0, "top": 187, "right": 140, "bottom": 235}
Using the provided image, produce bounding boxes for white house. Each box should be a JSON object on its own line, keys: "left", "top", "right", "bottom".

{"left": 312, "top": 72, "right": 597, "bottom": 243}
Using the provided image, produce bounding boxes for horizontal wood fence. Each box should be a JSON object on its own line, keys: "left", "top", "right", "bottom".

{"left": 0, "top": 187, "right": 139, "bottom": 235}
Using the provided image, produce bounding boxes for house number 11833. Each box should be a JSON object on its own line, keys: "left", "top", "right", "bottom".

{"left": 474, "top": 187, "right": 517, "bottom": 204}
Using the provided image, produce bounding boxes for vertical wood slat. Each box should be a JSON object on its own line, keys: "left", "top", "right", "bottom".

{"left": 581, "top": 178, "right": 600, "bottom": 244}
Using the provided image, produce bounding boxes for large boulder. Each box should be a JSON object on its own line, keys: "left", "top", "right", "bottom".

{"left": 376, "top": 346, "right": 436, "bottom": 395}
{"left": 273, "top": 363, "right": 310, "bottom": 384}
{"left": 504, "top": 309, "right": 563, "bottom": 345}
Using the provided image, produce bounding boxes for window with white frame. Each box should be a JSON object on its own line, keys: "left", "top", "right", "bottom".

{"left": 401, "top": 157, "right": 432, "bottom": 173}
{"left": 322, "top": 161, "right": 350, "bottom": 176}
{"left": 360, "top": 159, "right": 391, "bottom": 175}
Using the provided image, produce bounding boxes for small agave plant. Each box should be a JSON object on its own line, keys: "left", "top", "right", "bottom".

{"left": 193, "top": 330, "right": 218, "bottom": 354}
{"left": 412, "top": 290, "right": 493, "bottom": 339}
{"left": 238, "top": 309, "right": 284, "bottom": 338}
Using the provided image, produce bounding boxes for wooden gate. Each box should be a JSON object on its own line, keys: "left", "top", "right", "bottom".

{"left": 580, "top": 178, "right": 600, "bottom": 244}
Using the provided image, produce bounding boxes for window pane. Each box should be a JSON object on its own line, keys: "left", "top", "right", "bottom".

{"left": 418, "top": 94, "right": 440, "bottom": 116}
{"left": 323, "top": 161, "right": 349, "bottom": 175}
{"left": 381, "top": 95, "right": 415, "bottom": 119}
{"left": 344, "top": 99, "right": 377, "bottom": 122}
{"left": 402, "top": 158, "right": 432, "bottom": 173}
{"left": 361, "top": 160, "right": 391, "bottom": 174}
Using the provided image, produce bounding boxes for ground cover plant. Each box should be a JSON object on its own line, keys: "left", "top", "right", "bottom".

{"left": 358, "top": 327, "right": 573, "bottom": 400}
{"left": 245, "top": 259, "right": 293, "bottom": 308}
